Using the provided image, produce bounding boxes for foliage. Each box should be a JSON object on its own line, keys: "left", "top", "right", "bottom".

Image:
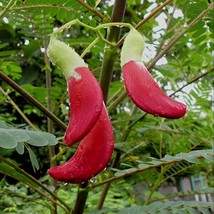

{"left": 0, "top": 120, "right": 57, "bottom": 149}
{"left": 117, "top": 201, "right": 214, "bottom": 214}
{"left": 0, "top": 0, "right": 213, "bottom": 213}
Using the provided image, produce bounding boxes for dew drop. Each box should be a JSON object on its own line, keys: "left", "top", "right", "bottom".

{"left": 161, "top": 110, "right": 165, "bottom": 115}
{"left": 154, "top": 83, "right": 159, "bottom": 88}
{"left": 74, "top": 72, "right": 82, "bottom": 83}
{"left": 75, "top": 78, "right": 82, "bottom": 84}
{"left": 76, "top": 92, "right": 82, "bottom": 100}
{"left": 75, "top": 100, "right": 81, "bottom": 107}
{"left": 156, "top": 105, "right": 161, "bottom": 111}
{"left": 95, "top": 105, "right": 101, "bottom": 115}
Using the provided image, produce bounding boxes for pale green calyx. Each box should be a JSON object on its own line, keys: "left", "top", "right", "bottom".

{"left": 47, "top": 35, "right": 87, "bottom": 80}
{"left": 120, "top": 28, "right": 145, "bottom": 67}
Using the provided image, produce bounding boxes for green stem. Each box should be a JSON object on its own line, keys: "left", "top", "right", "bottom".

{"left": 160, "top": 163, "right": 192, "bottom": 188}
{"left": 99, "top": 47, "right": 117, "bottom": 102}
{"left": 99, "top": 0, "right": 127, "bottom": 103}
{"left": 73, "top": 182, "right": 89, "bottom": 214}
{"left": 44, "top": 36, "right": 56, "bottom": 166}
{"left": 53, "top": 18, "right": 132, "bottom": 38}
{"left": 52, "top": 19, "right": 133, "bottom": 49}
{"left": 144, "top": 166, "right": 169, "bottom": 205}
{"left": 81, "top": 37, "right": 99, "bottom": 58}
{"left": 0, "top": 71, "right": 67, "bottom": 130}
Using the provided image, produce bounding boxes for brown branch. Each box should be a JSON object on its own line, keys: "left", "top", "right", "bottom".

{"left": 135, "top": 0, "right": 174, "bottom": 29}
{"left": 0, "top": 71, "right": 67, "bottom": 130}
{"left": 91, "top": 154, "right": 213, "bottom": 189}
{"left": 75, "top": 0, "right": 105, "bottom": 20}
{"left": 0, "top": 156, "right": 71, "bottom": 212}
{"left": 0, "top": 0, "right": 16, "bottom": 18}
{"left": 116, "top": 0, "right": 174, "bottom": 47}
{"left": 170, "top": 67, "right": 214, "bottom": 96}
{"left": 13, "top": 5, "right": 78, "bottom": 13}
{"left": 0, "top": 87, "right": 38, "bottom": 130}
{"left": 147, "top": 2, "right": 214, "bottom": 70}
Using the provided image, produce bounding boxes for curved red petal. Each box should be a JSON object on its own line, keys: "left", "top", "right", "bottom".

{"left": 123, "top": 61, "right": 187, "bottom": 119}
{"left": 64, "top": 67, "right": 103, "bottom": 146}
{"left": 48, "top": 105, "right": 114, "bottom": 184}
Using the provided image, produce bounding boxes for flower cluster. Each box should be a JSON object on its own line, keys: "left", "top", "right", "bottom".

{"left": 47, "top": 29, "right": 187, "bottom": 184}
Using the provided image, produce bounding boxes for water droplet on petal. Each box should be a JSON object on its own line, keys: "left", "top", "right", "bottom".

{"left": 154, "top": 83, "right": 159, "bottom": 88}
{"left": 75, "top": 78, "right": 82, "bottom": 84}
{"left": 161, "top": 110, "right": 165, "bottom": 115}
{"left": 157, "top": 105, "right": 161, "bottom": 111}
{"left": 75, "top": 100, "right": 81, "bottom": 107}
{"left": 76, "top": 92, "right": 82, "bottom": 100}
{"left": 74, "top": 72, "right": 82, "bottom": 83}
{"left": 94, "top": 105, "right": 101, "bottom": 116}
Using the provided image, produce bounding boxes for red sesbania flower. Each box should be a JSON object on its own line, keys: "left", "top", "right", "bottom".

{"left": 48, "top": 36, "right": 103, "bottom": 145}
{"left": 121, "top": 28, "right": 187, "bottom": 119}
{"left": 47, "top": 36, "right": 114, "bottom": 183}
{"left": 48, "top": 105, "right": 114, "bottom": 184}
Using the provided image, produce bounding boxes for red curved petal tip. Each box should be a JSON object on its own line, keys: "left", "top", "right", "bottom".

{"left": 64, "top": 67, "right": 103, "bottom": 146}
{"left": 48, "top": 105, "right": 114, "bottom": 184}
{"left": 123, "top": 61, "right": 187, "bottom": 119}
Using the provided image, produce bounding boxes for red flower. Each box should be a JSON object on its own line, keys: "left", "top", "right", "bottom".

{"left": 47, "top": 36, "right": 114, "bottom": 183}
{"left": 48, "top": 105, "right": 114, "bottom": 184}
{"left": 121, "top": 29, "right": 187, "bottom": 119}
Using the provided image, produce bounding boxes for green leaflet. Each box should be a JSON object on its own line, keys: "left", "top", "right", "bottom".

{"left": 0, "top": 162, "right": 39, "bottom": 188}
{"left": 27, "top": 146, "right": 40, "bottom": 172}
{"left": 0, "top": 120, "right": 58, "bottom": 149}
